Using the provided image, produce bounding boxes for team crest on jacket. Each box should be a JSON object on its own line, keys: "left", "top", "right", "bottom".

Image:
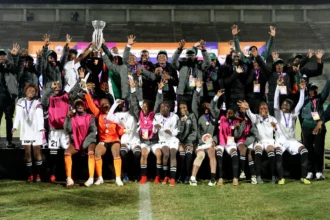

{"left": 186, "top": 119, "right": 191, "bottom": 124}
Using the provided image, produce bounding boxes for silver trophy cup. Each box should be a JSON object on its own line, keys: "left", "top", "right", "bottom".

{"left": 92, "top": 20, "right": 106, "bottom": 58}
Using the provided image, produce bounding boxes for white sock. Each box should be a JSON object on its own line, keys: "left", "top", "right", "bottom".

{"left": 190, "top": 176, "right": 196, "bottom": 181}
{"left": 116, "top": 177, "right": 121, "bottom": 181}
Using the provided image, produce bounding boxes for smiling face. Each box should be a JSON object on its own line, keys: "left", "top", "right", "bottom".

{"left": 232, "top": 52, "right": 240, "bottom": 65}
{"left": 259, "top": 103, "right": 269, "bottom": 118}
{"left": 308, "top": 88, "right": 318, "bottom": 97}
{"left": 226, "top": 109, "right": 235, "bottom": 119}
{"left": 100, "top": 98, "right": 110, "bottom": 113}
{"left": 160, "top": 103, "right": 170, "bottom": 117}
{"left": 179, "top": 103, "right": 188, "bottom": 116}
{"left": 68, "top": 52, "right": 76, "bottom": 61}
{"left": 25, "top": 87, "right": 37, "bottom": 99}
{"left": 253, "top": 61, "right": 260, "bottom": 71}
{"left": 141, "top": 52, "right": 149, "bottom": 62}
{"left": 157, "top": 54, "right": 167, "bottom": 65}
{"left": 142, "top": 101, "right": 151, "bottom": 115}
{"left": 281, "top": 100, "right": 291, "bottom": 113}
{"left": 128, "top": 55, "right": 137, "bottom": 66}
{"left": 48, "top": 55, "right": 55, "bottom": 63}
{"left": 53, "top": 83, "right": 61, "bottom": 95}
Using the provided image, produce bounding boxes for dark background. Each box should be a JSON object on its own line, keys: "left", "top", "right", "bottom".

{"left": 0, "top": 0, "right": 328, "bottom": 4}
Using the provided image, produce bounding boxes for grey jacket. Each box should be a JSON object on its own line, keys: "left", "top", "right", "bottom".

{"left": 193, "top": 89, "right": 218, "bottom": 145}
{"left": 64, "top": 112, "right": 97, "bottom": 149}
{"left": 177, "top": 112, "right": 197, "bottom": 146}
{"left": 0, "top": 53, "right": 19, "bottom": 98}
{"left": 171, "top": 49, "right": 211, "bottom": 96}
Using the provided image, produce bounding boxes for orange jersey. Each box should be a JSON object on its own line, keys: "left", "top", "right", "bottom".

{"left": 85, "top": 94, "right": 124, "bottom": 142}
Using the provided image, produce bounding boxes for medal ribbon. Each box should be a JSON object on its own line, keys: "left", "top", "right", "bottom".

{"left": 282, "top": 112, "right": 291, "bottom": 128}
{"left": 25, "top": 99, "right": 34, "bottom": 119}
{"left": 103, "top": 114, "right": 110, "bottom": 130}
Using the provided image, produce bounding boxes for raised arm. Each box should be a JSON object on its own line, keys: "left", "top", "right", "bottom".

{"left": 210, "top": 90, "right": 225, "bottom": 119}
{"left": 238, "top": 100, "right": 257, "bottom": 123}
{"left": 261, "top": 26, "right": 275, "bottom": 60}
{"left": 85, "top": 93, "right": 100, "bottom": 117}
{"left": 154, "top": 80, "right": 165, "bottom": 113}
{"left": 232, "top": 25, "right": 244, "bottom": 55}
{"left": 200, "top": 40, "right": 211, "bottom": 69}
{"left": 171, "top": 40, "right": 185, "bottom": 70}
{"left": 294, "top": 86, "right": 306, "bottom": 114}
{"left": 301, "top": 50, "right": 324, "bottom": 78}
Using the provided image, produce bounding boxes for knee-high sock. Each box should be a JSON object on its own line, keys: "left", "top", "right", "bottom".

{"left": 216, "top": 151, "right": 223, "bottom": 179}
{"left": 156, "top": 164, "right": 162, "bottom": 176}
{"left": 249, "top": 160, "right": 256, "bottom": 176}
{"left": 300, "top": 148, "right": 308, "bottom": 178}
{"left": 185, "top": 149, "right": 193, "bottom": 177}
{"left": 170, "top": 166, "right": 177, "bottom": 179}
{"left": 26, "top": 162, "right": 33, "bottom": 177}
{"left": 95, "top": 157, "right": 103, "bottom": 177}
{"left": 239, "top": 155, "right": 246, "bottom": 173}
{"left": 114, "top": 157, "right": 122, "bottom": 178}
{"left": 179, "top": 151, "right": 185, "bottom": 177}
{"left": 133, "top": 148, "right": 141, "bottom": 177}
{"left": 120, "top": 147, "right": 128, "bottom": 175}
{"left": 88, "top": 152, "right": 95, "bottom": 179}
{"left": 255, "top": 149, "right": 262, "bottom": 176}
{"left": 231, "top": 151, "right": 239, "bottom": 178}
{"left": 49, "top": 150, "right": 58, "bottom": 176}
{"left": 267, "top": 151, "right": 276, "bottom": 177}
{"left": 64, "top": 154, "right": 72, "bottom": 179}
{"left": 275, "top": 149, "right": 283, "bottom": 179}
{"left": 163, "top": 165, "right": 169, "bottom": 177}
{"left": 35, "top": 160, "right": 43, "bottom": 175}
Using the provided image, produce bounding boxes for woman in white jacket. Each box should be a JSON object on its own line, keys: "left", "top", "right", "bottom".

{"left": 13, "top": 84, "right": 45, "bottom": 183}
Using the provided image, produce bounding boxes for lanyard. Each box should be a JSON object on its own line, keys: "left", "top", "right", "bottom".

{"left": 25, "top": 99, "right": 34, "bottom": 118}
{"left": 129, "top": 65, "right": 137, "bottom": 74}
{"left": 254, "top": 70, "right": 260, "bottom": 81}
{"left": 282, "top": 112, "right": 291, "bottom": 128}
{"left": 208, "top": 67, "right": 215, "bottom": 78}
{"left": 312, "top": 98, "right": 317, "bottom": 112}
{"left": 229, "top": 119, "right": 233, "bottom": 126}
{"left": 103, "top": 114, "right": 110, "bottom": 129}
{"left": 162, "top": 114, "right": 171, "bottom": 125}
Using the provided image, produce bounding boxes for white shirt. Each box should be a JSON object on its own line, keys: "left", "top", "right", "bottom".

{"left": 13, "top": 98, "right": 44, "bottom": 141}
{"left": 153, "top": 112, "right": 179, "bottom": 142}
{"left": 64, "top": 60, "right": 80, "bottom": 93}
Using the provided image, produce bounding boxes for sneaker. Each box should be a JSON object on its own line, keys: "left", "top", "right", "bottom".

{"left": 27, "top": 175, "right": 33, "bottom": 183}
{"left": 35, "top": 175, "right": 41, "bottom": 183}
{"left": 208, "top": 178, "right": 216, "bottom": 187}
{"left": 278, "top": 178, "right": 285, "bottom": 185}
{"left": 306, "top": 172, "right": 313, "bottom": 180}
{"left": 66, "top": 178, "right": 74, "bottom": 187}
{"left": 189, "top": 179, "right": 198, "bottom": 186}
{"left": 6, "top": 143, "right": 15, "bottom": 148}
{"left": 139, "top": 176, "right": 148, "bottom": 184}
{"left": 316, "top": 172, "right": 326, "bottom": 180}
{"left": 184, "top": 176, "right": 190, "bottom": 184}
{"left": 301, "top": 178, "right": 311, "bottom": 185}
{"left": 116, "top": 178, "right": 124, "bottom": 186}
{"left": 84, "top": 178, "right": 94, "bottom": 187}
{"left": 272, "top": 176, "right": 277, "bottom": 184}
{"left": 162, "top": 177, "right": 169, "bottom": 185}
{"left": 169, "top": 178, "right": 176, "bottom": 187}
{"left": 123, "top": 174, "right": 129, "bottom": 183}
{"left": 239, "top": 171, "right": 246, "bottom": 180}
{"left": 251, "top": 175, "right": 257, "bottom": 185}
{"left": 94, "top": 177, "right": 104, "bottom": 185}
{"left": 233, "top": 178, "right": 239, "bottom": 186}
{"left": 217, "top": 178, "right": 224, "bottom": 185}
{"left": 176, "top": 176, "right": 183, "bottom": 183}
{"left": 154, "top": 176, "right": 160, "bottom": 184}
{"left": 49, "top": 175, "right": 56, "bottom": 183}
{"left": 256, "top": 176, "right": 264, "bottom": 184}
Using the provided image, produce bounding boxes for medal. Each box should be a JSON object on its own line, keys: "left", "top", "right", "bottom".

{"left": 105, "top": 129, "right": 109, "bottom": 134}
{"left": 25, "top": 99, "right": 34, "bottom": 122}
{"left": 103, "top": 115, "right": 110, "bottom": 134}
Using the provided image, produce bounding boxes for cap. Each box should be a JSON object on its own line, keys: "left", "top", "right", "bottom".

{"left": 0, "top": 49, "right": 8, "bottom": 55}
{"left": 186, "top": 48, "right": 196, "bottom": 55}
{"left": 307, "top": 83, "right": 318, "bottom": 90}
{"left": 157, "top": 50, "right": 168, "bottom": 58}
{"left": 209, "top": 53, "right": 217, "bottom": 60}
{"left": 249, "top": 46, "right": 258, "bottom": 51}
{"left": 273, "top": 58, "right": 284, "bottom": 65}
{"left": 46, "top": 50, "right": 57, "bottom": 61}
{"left": 294, "top": 54, "right": 303, "bottom": 60}
{"left": 73, "top": 98, "right": 84, "bottom": 106}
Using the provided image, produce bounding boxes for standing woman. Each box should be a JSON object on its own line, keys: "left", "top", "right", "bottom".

{"left": 13, "top": 84, "right": 45, "bottom": 182}
{"left": 203, "top": 53, "right": 220, "bottom": 103}
{"left": 301, "top": 78, "right": 330, "bottom": 180}
{"left": 63, "top": 99, "right": 97, "bottom": 187}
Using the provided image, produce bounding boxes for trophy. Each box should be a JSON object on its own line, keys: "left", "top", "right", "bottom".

{"left": 92, "top": 20, "right": 106, "bottom": 58}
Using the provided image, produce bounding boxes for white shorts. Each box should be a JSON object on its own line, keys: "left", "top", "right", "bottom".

{"left": 158, "top": 140, "right": 179, "bottom": 150}
{"left": 150, "top": 143, "right": 162, "bottom": 154}
{"left": 215, "top": 144, "right": 237, "bottom": 154}
{"left": 122, "top": 142, "right": 140, "bottom": 151}
{"left": 196, "top": 143, "right": 212, "bottom": 151}
{"left": 253, "top": 140, "right": 275, "bottom": 150}
{"left": 22, "top": 140, "right": 42, "bottom": 146}
{"left": 275, "top": 140, "right": 304, "bottom": 155}
{"left": 48, "top": 130, "right": 70, "bottom": 149}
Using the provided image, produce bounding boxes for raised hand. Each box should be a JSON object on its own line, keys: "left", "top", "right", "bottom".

{"left": 78, "top": 68, "right": 85, "bottom": 79}
{"left": 42, "top": 34, "right": 51, "bottom": 47}
{"left": 178, "top": 39, "right": 186, "bottom": 50}
{"left": 194, "top": 41, "right": 201, "bottom": 48}
{"left": 292, "top": 64, "right": 300, "bottom": 73}
{"left": 8, "top": 43, "right": 20, "bottom": 56}
{"left": 36, "top": 49, "right": 42, "bottom": 58}
{"left": 300, "top": 79, "right": 306, "bottom": 90}
{"left": 236, "top": 66, "right": 244, "bottom": 73}
{"left": 66, "top": 34, "right": 72, "bottom": 44}
{"left": 237, "top": 100, "right": 249, "bottom": 110}
{"left": 216, "top": 89, "right": 225, "bottom": 97}
{"left": 307, "top": 49, "right": 314, "bottom": 59}
{"left": 269, "top": 26, "right": 276, "bottom": 37}
{"left": 195, "top": 78, "right": 203, "bottom": 89}
{"left": 231, "top": 24, "right": 240, "bottom": 36}
{"left": 129, "top": 78, "right": 137, "bottom": 88}
{"left": 158, "top": 79, "right": 167, "bottom": 90}
{"left": 127, "top": 35, "right": 136, "bottom": 46}
{"left": 315, "top": 49, "right": 325, "bottom": 60}
{"left": 21, "top": 48, "right": 28, "bottom": 57}
{"left": 277, "top": 76, "right": 284, "bottom": 86}
{"left": 272, "top": 52, "right": 279, "bottom": 61}
{"left": 200, "top": 40, "right": 206, "bottom": 50}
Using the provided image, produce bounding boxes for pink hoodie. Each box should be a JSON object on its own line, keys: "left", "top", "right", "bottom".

{"left": 71, "top": 113, "right": 93, "bottom": 150}
{"left": 48, "top": 93, "right": 70, "bottom": 129}
{"left": 139, "top": 110, "right": 155, "bottom": 140}
{"left": 219, "top": 115, "right": 239, "bottom": 146}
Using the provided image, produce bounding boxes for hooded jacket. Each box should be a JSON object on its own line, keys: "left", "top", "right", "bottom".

{"left": 0, "top": 52, "right": 18, "bottom": 98}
